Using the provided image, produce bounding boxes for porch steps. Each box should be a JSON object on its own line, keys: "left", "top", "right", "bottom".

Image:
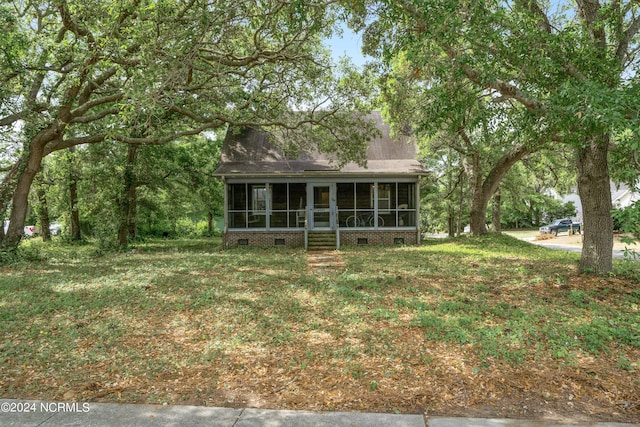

{"left": 307, "top": 231, "right": 337, "bottom": 251}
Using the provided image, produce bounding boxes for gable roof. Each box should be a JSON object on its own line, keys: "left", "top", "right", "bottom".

{"left": 214, "top": 111, "right": 426, "bottom": 177}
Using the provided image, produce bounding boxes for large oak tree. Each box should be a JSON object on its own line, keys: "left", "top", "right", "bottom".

{"left": 355, "top": 0, "right": 640, "bottom": 274}
{"left": 1, "top": 0, "right": 374, "bottom": 249}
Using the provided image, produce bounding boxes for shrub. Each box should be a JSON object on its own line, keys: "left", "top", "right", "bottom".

{"left": 612, "top": 200, "right": 640, "bottom": 239}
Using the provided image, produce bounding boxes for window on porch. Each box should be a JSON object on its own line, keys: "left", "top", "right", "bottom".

{"left": 227, "top": 183, "right": 306, "bottom": 229}
{"left": 228, "top": 181, "right": 416, "bottom": 230}
{"left": 337, "top": 182, "right": 416, "bottom": 228}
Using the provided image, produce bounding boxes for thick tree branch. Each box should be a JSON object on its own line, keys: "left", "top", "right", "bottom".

{"left": 70, "top": 93, "right": 123, "bottom": 120}
{"left": 56, "top": 0, "right": 95, "bottom": 45}
{"left": 448, "top": 47, "right": 544, "bottom": 114}
{"left": 70, "top": 106, "right": 121, "bottom": 124}
{"left": 515, "top": 0, "right": 552, "bottom": 33}
{"left": 482, "top": 143, "right": 535, "bottom": 196}
{"left": 0, "top": 106, "right": 47, "bottom": 126}
{"left": 43, "top": 134, "right": 106, "bottom": 155}
{"left": 77, "top": 67, "right": 119, "bottom": 106}
{"left": 616, "top": 15, "right": 640, "bottom": 64}
{"left": 575, "top": 0, "right": 607, "bottom": 50}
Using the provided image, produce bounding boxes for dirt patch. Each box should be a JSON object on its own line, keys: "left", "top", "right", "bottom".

{"left": 307, "top": 251, "right": 346, "bottom": 273}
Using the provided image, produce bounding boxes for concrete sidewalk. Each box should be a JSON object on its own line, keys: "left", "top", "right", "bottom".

{"left": 1, "top": 400, "right": 638, "bottom": 427}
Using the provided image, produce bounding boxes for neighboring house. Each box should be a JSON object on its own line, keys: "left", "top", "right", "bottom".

{"left": 611, "top": 182, "right": 640, "bottom": 209}
{"left": 214, "top": 112, "right": 428, "bottom": 249}
{"left": 551, "top": 182, "right": 640, "bottom": 222}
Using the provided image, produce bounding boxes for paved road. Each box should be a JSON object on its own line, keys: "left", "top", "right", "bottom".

{"left": 526, "top": 240, "right": 632, "bottom": 260}
{"left": 424, "top": 233, "right": 636, "bottom": 260}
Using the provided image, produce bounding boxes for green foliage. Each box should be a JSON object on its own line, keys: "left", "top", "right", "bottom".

{"left": 0, "top": 247, "right": 21, "bottom": 265}
{"left": 498, "top": 155, "right": 577, "bottom": 228}
{"left": 349, "top": 0, "right": 640, "bottom": 272}
{"left": 419, "top": 148, "right": 468, "bottom": 235}
{"left": 175, "top": 218, "right": 221, "bottom": 238}
{"left": 1, "top": 0, "right": 376, "bottom": 250}
{"left": 612, "top": 200, "right": 640, "bottom": 262}
{"left": 613, "top": 201, "right": 640, "bottom": 239}
{"left": 33, "top": 132, "right": 224, "bottom": 245}
{"left": 501, "top": 194, "right": 576, "bottom": 229}
{"left": 0, "top": 5, "right": 28, "bottom": 78}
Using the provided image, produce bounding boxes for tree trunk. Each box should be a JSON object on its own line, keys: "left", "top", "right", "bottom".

{"left": 207, "top": 211, "right": 213, "bottom": 235}
{"left": 3, "top": 147, "right": 45, "bottom": 248}
{"left": 468, "top": 144, "right": 533, "bottom": 236}
{"left": 457, "top": 178, "right": 464, "bottom": 236}
{"left": 469, "top": 186, "right": 489, "bottom": 235}
{"left": 69, "top": 147, "right": 81, "bottom": 241}
{"left": 36, "top": 180, "right": 51, "bottom": 242}
{"left": 1, "top": 119, "right": 71, "bottom": 249}
{"left": 447, "top": 206, "right": 455, "bottom": 237}
{"left": 0, "top": 161, "right": 22, "bottom": 243}
{"left": 492, "top": 188, "right": 501, "bottom": 233}
{"left": 128, "top": 187, "right": 137, "bottom": 241}
{"left": 467, "top": 153, "right": 488, "bottom": 235}
{"left": 576, "top": 134, "right": 613, "bottom": 274}
{"left": 118, "top": 144, "right": 138, "bottom": 247}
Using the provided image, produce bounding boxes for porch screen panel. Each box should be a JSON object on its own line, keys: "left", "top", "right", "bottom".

{"left": 228, "top": 184, "right": 247, "bottom": 228}
{"left": 270, "top": 183, "right": 288, "bottom": 228}
{"left": 398, "top": 183, "right": 417, "bottom": 227}
{"left": 248, "top": 184, "right": 267, "bottom": 228}
{"left": 337, "top": 183, "right": 355, "bottom": 227}
{"left": 355, "top": 183, "right": 374, "bottom": 227}
{"left": 287, "top": 183, "right": 306, "bottom": 228}
{"left": 379, "top": 183, "right": 396, "bottom": 227}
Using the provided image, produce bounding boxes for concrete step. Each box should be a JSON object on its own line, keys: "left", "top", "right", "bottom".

{"left": 307, "top": 232, "right": 337, "bottom": 250}
{"left": 308, "top": 238, "right": 337, "bottom": 242}
{"left": 308, "top": 246, "right": 336, "bottom": 251}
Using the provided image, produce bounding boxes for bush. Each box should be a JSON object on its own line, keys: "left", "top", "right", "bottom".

{"left": 174, "top": 217, "right": 221, "bottom": 237}
{"left": 0, "top": 239, "right": 44, "bottom": 265}
{"left": 612, "top": 201, "right": 640, "bottom": 239}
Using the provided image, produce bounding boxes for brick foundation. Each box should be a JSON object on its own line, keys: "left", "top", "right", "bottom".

{"left": 223, "top": 229, "right": 420, "bottom": 248}
{"left": 224, "top": 230, "right": 305, "bottom": 248}
{"left": 339, "top": 230, "right": 419, "bottom": 246}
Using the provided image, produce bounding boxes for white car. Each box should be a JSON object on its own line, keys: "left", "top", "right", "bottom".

{"left": 49, "top": 222, "right": 62, "bottom": 235}
{"left": 3, "top": 221, "right": 39, "bottom": 237}
{"left": 23, "top": 225, "right": 37, "bottom": 236}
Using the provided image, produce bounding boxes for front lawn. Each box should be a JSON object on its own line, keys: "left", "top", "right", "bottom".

{"left": 1, "top": 235, "right": 638, "bottom": 422}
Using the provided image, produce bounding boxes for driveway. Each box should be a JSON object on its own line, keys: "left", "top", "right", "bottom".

{"left": 526, "top": 234, "right": 638, "bottom": 260}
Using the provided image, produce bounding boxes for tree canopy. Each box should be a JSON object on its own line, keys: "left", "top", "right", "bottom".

{"left": 1, "top": 0, "right": 375, "bottom": 248}
{"left": 353, "top": 0, "right": 640, "bottom": 273}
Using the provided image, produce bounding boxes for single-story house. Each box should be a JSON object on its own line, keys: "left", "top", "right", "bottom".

{"left": 213, "top": 112, "right": 428, "bottom": 249}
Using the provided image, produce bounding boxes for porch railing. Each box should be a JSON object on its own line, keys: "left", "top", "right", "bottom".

{"left": 335, "top": 208, "right": 340, "bottom": 250}
{"left": 303, "top": 211, "right": 308, "bottom": 250}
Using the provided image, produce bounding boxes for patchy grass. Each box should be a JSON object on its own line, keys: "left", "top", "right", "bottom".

{"left": 1, "top": 235, "right": 639, "bottom": 422}
{"left": 502, "top": 228, "right": 541, "bottom": 240}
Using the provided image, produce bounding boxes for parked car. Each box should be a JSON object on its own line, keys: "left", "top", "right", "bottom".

{"left": 49, "top": 222, "right": 62, "bottom": 236}
{"left": 3, "top": 221, "right": 41, "bottom": 237}
{"left": 539, "top": 218, "right": 581, "bottom": 236}
{"left": 23, "top": 225, "right": 37, "bottom": 236}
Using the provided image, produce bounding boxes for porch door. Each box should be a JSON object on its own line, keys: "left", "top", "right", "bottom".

{"left": 309, "top": 184, "right": 336, "bottom": 230}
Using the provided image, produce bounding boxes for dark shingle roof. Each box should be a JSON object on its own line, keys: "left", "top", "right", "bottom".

{"left": 214, "top": 111, "right": 426, "bottom": 176}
